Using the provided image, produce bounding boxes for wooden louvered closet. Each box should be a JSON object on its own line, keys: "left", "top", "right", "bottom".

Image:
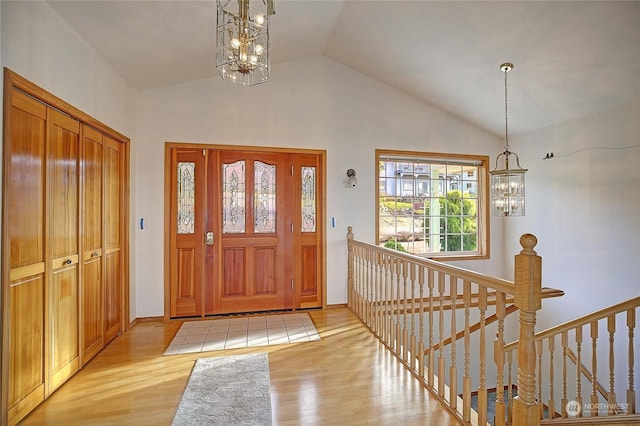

{"left": 1, "top": 69, "right": 130, "bottom": 425}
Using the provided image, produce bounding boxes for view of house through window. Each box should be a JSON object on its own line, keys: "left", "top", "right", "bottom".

{"left": 377, "top": 150, "right": 489, "bottom": 258}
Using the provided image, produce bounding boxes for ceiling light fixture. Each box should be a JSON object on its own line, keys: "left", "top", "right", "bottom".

{"left": 490, "top": 62, "right": 527, "bottom": 217}
{"left": 216, "top": 0, "right": 274, "bottom": 86}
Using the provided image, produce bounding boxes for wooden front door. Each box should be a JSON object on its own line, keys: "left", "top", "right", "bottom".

{"left": 168, "top": 146, "right": 323, "bottom": 318}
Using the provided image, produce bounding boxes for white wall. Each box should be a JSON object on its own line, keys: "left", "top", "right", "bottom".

{"left": 505, "top": 99, "right": 640, "bottom": 328}
{"left": 1, "top": 1, "right": 137, "bottom": 319}
{"left": 502, "top": 102, "right": 640, "bottom": 399}
{"left": 134, "top": 56, "right": 505, "bottom": 317}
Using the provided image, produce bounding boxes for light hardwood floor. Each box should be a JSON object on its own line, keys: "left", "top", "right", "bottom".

{"left": 21, "top": 308, "right": 462, "bottom": 425}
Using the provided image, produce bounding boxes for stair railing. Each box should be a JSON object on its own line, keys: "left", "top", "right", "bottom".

{"left": 347, "top": 227, "right": 543, "bottom": 426}
{"left": 503, "top": 296, "right": 639, "bottom": 423}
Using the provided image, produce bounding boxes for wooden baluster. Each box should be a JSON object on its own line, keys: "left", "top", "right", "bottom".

{"left": 391, "top": 258, "right": 398, "bottom": 354}
{"left": 347, "top": 227, "right": 353, "bottom": 309}
{"left": 355, "top": 245, "right": 362, "bottom": 317}
{"left": 449, "top": 275, "right": 458, "bottom": 411}
{"left": 369, "top": 249, "right": 375, "bottom": 328}
{"left": 360, "top": 247, "right": 366, "bottom": 319}
{"left": 374, "top": 252, "right": 381, "bottom": 334}
{"left": 512, "top": 234, "right": 542, "bottom": 426}
{"left": 397, "top": 259, "right": 404, "bottom": 358}
{"left": 352, "top": 244, "right": 359, "bottom": 315}
{"left": 562, "top": 331, "right": 568, "bottom": 418}
{"left": 362, "top": 249, "right": 371, "bottom": 327}
{"left": 379, "top": 253, "right": 386, "bottom": 341}
{"left": 590, "top": 320, "right": 598, "bottom": 416}
{"left": 370, "top": 250, "right": 376, "bottom": 330}
{"left": 494, "top": 291, "right": 506, "bottom": 426}
{"left": 438, "top": 272, "right": 446, "bottom": 397}
{"left": 628, "top": 308, "right": 636, "bottom": 414}
{"left": 537, "top": 340, "right": 543, "bottom": 419}
{"left": 607, "top": 315, "right": 616, "bottom": 415}
{"left": 396, "top": 257, "right": 402, "bottom": 355}
{"left": 370, "top": 250, "right": 377, "bottom": 331}
{"left": 427, "top": 268, "right": 435, "bottom": 388}
{"left": 403, "top": 260, "right": 409, "bottom": 364}
{"left": 384, "top": 254, "right": 392, "bottom": 347}
{"left": 548, "top": 336, "right": 556, "bottom": 419}
{"left": 410, "top": 263, "right": 417, "bottom": 372}
{"left": 507, "top": 350, "right": 514, "bottom": 423}
{"left": 462, "top": 280, "right": 472, "bottom": 422}
{"left": 379, "top": 253, "right": 385, "bottom": 344}
{"left": 478, "top": 285, "right": 488, "bottom": 426}
{"left": 368, "top": 250, "right": 377, "bottom": 334}
{"left": 576, "top": 325, "right": 583, "bottom": 417}
{"left": 377, "top": 253, "right": 385, "bottom": 334}
{"left": 418, "top": 266, "right": 425, "bottom": 381}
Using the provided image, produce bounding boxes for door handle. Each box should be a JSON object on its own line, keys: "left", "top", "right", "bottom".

{"left": 205, "top": 231, "right": 214, "bottom": 246}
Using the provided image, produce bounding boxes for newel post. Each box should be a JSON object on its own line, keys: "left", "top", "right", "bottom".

{"left": 513, "top": 233, "right": 542, "bottom": 426}
{"left": 347, "top": 227, "right": 354, "bottom": 310}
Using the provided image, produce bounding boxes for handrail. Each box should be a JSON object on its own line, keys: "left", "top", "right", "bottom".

{"left": 348, "top": 239, "right": 517, "bottom": 295}
{"left": 504, "top": 296, "right": 640, "bottom": 350}
{"left": 379, "top": 287, "right": 564, "bottom": 316}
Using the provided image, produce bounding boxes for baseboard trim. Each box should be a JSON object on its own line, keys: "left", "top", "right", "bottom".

{"left": 132, "top": 304, "right": 349, "bottom": 325}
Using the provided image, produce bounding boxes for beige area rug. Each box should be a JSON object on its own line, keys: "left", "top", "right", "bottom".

{"left": 172, "top": 353, "right": 272, "bottom": 426}
{"left": 164, "top": 312, "right": 320, "bottom": 355}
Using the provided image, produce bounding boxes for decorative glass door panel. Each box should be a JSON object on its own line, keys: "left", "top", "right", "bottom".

{"left": 254, "top": 161, "right": 276, "bottom": 234}
{"left": 222, "top": 160, "right": 245, "bottom": 234}
{"left": 301, "top": 166, "right": 316, "bottom": 233}
{"left": 177, "top": 162, "right": 196, "bottom": 234}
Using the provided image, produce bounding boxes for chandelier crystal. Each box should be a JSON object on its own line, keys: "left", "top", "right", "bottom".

{"left": 490, "top": 62, "right": 527, "bottom": 217}
{"left": 216, "top": 0, "right": 272, "bottom": 86}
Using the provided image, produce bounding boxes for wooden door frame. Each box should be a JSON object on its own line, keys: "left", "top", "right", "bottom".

{"left": 1, "top": 68, "right": 131, "bottom": 425}
{"left": 163, "top": 142, "right": 327, "bottom": 320}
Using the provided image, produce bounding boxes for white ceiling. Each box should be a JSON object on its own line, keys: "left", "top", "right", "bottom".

{"left": 47, "top": 0, "right": 640, "bottom": 137}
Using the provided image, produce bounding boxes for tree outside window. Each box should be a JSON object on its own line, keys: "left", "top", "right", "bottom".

{"left": 376, "top": 150, "right": 489, "bottom": 260}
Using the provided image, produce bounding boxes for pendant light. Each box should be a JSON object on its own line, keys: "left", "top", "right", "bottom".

{"left": 490, "top": 62, "right": 527, "bottom": 216}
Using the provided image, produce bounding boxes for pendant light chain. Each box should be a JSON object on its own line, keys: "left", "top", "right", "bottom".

{"left": 504, "top": 67, "right": 510, "bottom": 153}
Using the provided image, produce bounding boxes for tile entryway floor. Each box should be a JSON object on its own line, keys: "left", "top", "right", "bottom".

{"left": 164, "top": 312, "right": 320, "bottom": 355}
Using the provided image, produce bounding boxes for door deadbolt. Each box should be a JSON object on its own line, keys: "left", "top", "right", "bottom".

{"left": 205, "top": 231, "right": 214, "bottom": 246}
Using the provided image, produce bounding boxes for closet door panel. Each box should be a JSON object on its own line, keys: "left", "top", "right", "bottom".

{"left": 80, "top": 125, "right": 104, "bottom": 365}
{"left": 104, "top": 137, "right": 123, "bottom": 343}
{"left": 8, "top": 92, "right": 46, "bottom": 270}
{"left": 48, "top": 266, "right": 79, "bottom": 392}
{"left": 6, "top": 90, "right": 47, "bottom": 423}
{"left": 8, "top": 277, "right": 46, "bottom": 424}
{"left": 47, "top": 109, "right": 80, "bottom": 395}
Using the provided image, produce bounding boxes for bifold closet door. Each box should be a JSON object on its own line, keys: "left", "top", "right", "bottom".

{"left": 6, "top": 89, "right": 48, "bottom": 423}
{"left": 104, "top": 137, "right": 123, "bottom": 343}
{"left": 3, "top": 69, "right": 130, "bottom": 426}
{"left": 47, "top": 109, "right": 80, "bottom": 395}
{"left": 80, "top": 125, "right": 104, "bottom": 365}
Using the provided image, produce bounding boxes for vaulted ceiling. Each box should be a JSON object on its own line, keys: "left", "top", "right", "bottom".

{"left": 47, "top": 0, "right": 640, "bottom": 137}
